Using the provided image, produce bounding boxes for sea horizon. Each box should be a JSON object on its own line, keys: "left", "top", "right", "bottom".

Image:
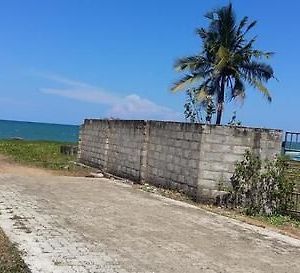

{"left": 0, "top": 118, "right": 81, "bottom": 127}
{"left": 0, "top": 119, "right": 80, "bottom": 143}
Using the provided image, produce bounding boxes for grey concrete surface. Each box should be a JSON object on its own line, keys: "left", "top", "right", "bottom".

{"left": 0, "top": 173, "right": 299, "bottom": 273}
{"left": 79, "top": 119, "right": 283, "bottom": 200}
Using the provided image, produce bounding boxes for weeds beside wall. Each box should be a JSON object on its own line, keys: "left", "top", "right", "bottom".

{"left": 78, "top": 119, "right": 282, "bottom": 201}
{"left": 230, "top": 151, "right": 295, "bottom": 215}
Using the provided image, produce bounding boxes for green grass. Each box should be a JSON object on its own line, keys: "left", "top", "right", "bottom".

{"left": 0, "top": 140, "right": 77, "bottom": 170}
{"left": 255, "top": 214, "right": 300, "bottom": 228}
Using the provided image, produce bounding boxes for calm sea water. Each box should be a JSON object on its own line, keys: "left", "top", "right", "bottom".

{"left": 0, "top": 120, "right": 80, "bottom": 143}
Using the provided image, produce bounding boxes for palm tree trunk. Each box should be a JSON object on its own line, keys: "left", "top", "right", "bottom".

{"left": 216, "top": 77, "right": 225, "bottom": 125}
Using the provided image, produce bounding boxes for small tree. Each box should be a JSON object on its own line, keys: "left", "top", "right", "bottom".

{"left": 184, "top": 90, "right": 202, "bottom": 123}
{"left": 184, "top": 91, "right": 216, "bottom": 124}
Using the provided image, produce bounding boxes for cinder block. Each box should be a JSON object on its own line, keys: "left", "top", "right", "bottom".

{"left": 177, "top": 132, "right": 184, "bottom": 139}
{"left": 169, "top": 147, "right": 175, "bottom": 154}
{"left": 223, "top": 153, "right": 243, "bottom": 163}
{"left": 232, "top": 145, "right": 249, "bottom": 155}
{"left": 184, "top": 132, "right": 193, "bottom": 140}
{"left": 201, "top": 170, "right": 225, "bottom": 181}
{"left": 167, "top": 163, "right": 174, "bottom": 171}
{"left": 190, "top": 141, "right": 199, "bottom": 150}
{"left": 183, "top": 150, "right": 191, "bottom": 158}
{"left": 182, "top": 141, "right": 190, "bottom": 149}
{"left": 203, "top": 152, "right": 224, "bottom": 162}
{"left": 202, "top": 134, "right": 226, "bottom": 144}
{"left": 155, "top": 145, "right": 162, "bottom": 152}
{"left": 197, "top": 178, "right": 218, "bottom": 190}
{"left": 203, "top": 143, "right": 233, "bottom": 153}
{"left": 188, "top": 159, "right": 197, "bottom": 169}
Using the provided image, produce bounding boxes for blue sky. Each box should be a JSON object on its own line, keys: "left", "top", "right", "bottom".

{"left": 0, "top": 1, "right": 299, "bottom": 131}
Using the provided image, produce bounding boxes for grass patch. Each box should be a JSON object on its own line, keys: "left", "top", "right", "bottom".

{"left": 200, "top": 205, "right": 300, "bottom": 238}
{"left": 0, "top": 228, "right": 31, "bottom": 273}
{"left": 0, "top": 140, "right": 75, "bottom": 169}
{"left": 256, "top": 214, "right": 300, "bottom": 228}
{"left": 0, "top": 140, "right": 92, "bottom": 176}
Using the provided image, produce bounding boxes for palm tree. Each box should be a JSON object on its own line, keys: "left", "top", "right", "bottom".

{"left": 172, "top": 3, "right": 275, "bottom": 125}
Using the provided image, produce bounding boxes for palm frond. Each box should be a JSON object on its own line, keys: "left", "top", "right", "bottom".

{"left": 243, "top": 20, "right": 257, "bottom": 36}
{"left": 171, "top": 72, "right": 206, "bottom": 92}
{"left": 241, "top": 61, "right": 274, "bottom": 81}
{"left": 196, "top": 28, "right": 207, "bottom": 39}
{"left": 174, "top": 56, "right": 208, "bottom": 72}
{"left": 231, "top": 77, "right": 246, "bottom": 102}
{"left": 237, "top": 37, "right": 257, "bottom": 53}
{"left": 251, "top": 79, "right": 272, "bottom": 102}
{"left": 237, "top": 16, "right": 248, "bottom": 35}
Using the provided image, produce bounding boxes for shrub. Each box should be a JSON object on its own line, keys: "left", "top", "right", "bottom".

{"left": 230, "top": 151, "right": 294, "bottom": 215}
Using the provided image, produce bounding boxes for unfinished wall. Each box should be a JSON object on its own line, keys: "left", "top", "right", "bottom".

{"left": 78, "top": 120, "right": 109, "bottom": 169}
{"left": 197, "top": 126, "right": 282, "bottom": 199}
{"left": 145, "top": 121, "right": 202, "bottom": 197}
{"left": 78, "top": 119, "right": 283, "bottom": 200}
{"left": 106, "top": 120, "right": 145, "bottom": 181}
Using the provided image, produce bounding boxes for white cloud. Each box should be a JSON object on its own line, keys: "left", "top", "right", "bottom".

{"left": 41, "top": 88, "right": 117, "bottom": 105}
{"left": 109, "top": 94, "right": 180, "bottom": 120}
{"left": 38, "top": 73, "right": 181, "bottom": 121}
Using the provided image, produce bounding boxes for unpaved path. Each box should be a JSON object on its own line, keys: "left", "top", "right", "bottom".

{"left": 0, "top": 155, "right": 52, "bottom": 176}
{"left": 0, "top": 160, "right": 299, "bottom": 273}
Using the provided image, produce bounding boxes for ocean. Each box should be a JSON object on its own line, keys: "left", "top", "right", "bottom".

{"left": 0, "top": 120, "right": 80, "bottom": 143}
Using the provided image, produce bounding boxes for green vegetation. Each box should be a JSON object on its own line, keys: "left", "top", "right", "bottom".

{"left": 0, "top": 228, "right": 31, "bottom": 273}
{"left": 230, "top": 151, "right": 295, "bottom": 215}
{"left": 0, "top": 140, "right": 78, "bottom": 171}
{"left": 172, "top": 3, "right": 275, "bottom": 124}
{"left": 0, "top": 140, "right": 92, "bottom": 176}
{"left": 256, "top": 214, "right": 300, "bottom": 228}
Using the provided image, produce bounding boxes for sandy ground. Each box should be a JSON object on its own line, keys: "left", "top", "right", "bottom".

{"left": 0, "top": 157, "right": 299, "bottom": 273}
{"left": 0, "top": 155, "right": 52, "bottom": 176}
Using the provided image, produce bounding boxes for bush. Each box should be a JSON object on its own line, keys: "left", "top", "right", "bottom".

{"left": 230, "top": 151, "right": 294, "bottom": 215}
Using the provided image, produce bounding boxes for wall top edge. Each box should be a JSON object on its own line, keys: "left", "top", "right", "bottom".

{"left": 82, "top": 119, "right": 283, "bottom": 133}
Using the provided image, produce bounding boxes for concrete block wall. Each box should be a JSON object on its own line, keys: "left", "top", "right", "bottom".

{"left": 197, "top": 126, "right": 283, "bottom": 200}
{"left": 78, "top": 119, "right": 109, "bottom": 169}
{"left": 78, "top": 119, "right": 283, "bottom": 200}
{"left": 146, "top": 121, "right": 202, "bottom": 197}
{"left": 106, "top": 120, "right": 145, "bottom": 181}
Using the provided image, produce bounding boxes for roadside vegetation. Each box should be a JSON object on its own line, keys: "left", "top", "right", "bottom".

{"left": 0, "top": 140, "right": 90, "bottom": 176}
{"left": 222, "top": 150, "right": 299, "bottom": 236}
{"left": 0, "top": 229, "right": 31, "bottom": 273}
{"left": 138, "top": 150, "right": 300, "bottom": 238}
{"left": 230, "top": 151, "right": 295, "bottom": 215}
